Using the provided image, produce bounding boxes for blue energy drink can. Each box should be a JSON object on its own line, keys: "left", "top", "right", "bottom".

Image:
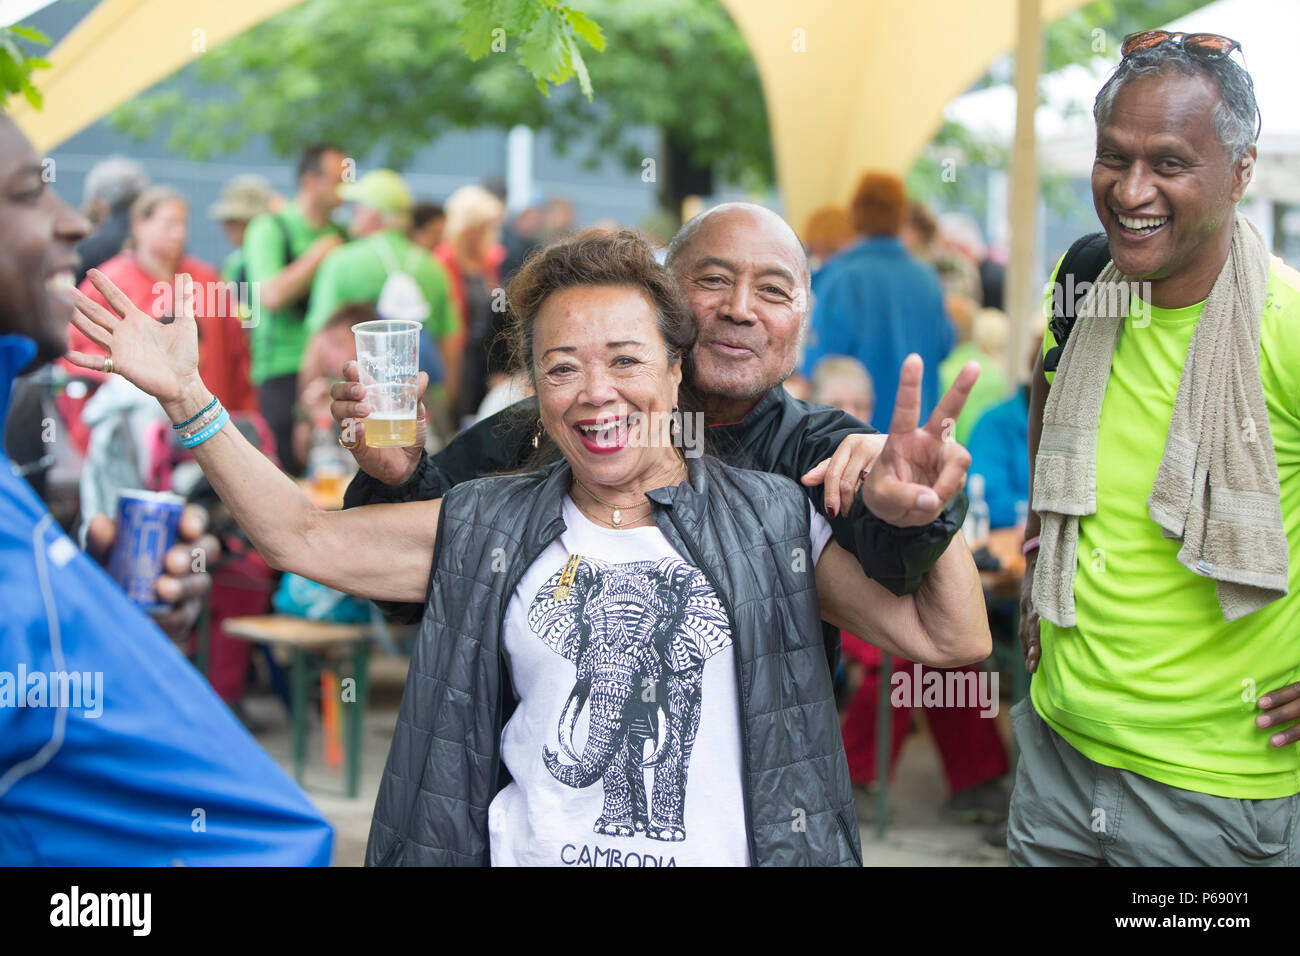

{"left": 106, "top": 490, "right": 186, "bottom": 612}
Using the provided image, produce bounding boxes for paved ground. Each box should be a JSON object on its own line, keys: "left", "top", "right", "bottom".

{"left": 243, "top": 651, "right": 1011, "bottom": 867}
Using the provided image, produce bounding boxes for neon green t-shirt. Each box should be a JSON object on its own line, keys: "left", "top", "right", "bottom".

{"left": 1032, "top": 255, "right": 1300, "bottom": 799}
{"left": 303, "top": 230, "right": 457, "bottom": 343}
{"left": 243, "top": 202, "right": 345, "bottom": 384}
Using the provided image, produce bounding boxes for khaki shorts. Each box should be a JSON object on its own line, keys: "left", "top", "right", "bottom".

{"left": 1007, "top": 696, "right": 1299, "bottom": 866}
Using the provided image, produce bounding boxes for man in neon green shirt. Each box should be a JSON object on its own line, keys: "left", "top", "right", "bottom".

{"left": 305, "top": 170, "right": 457, "bottom": 369}
{"left": 1011, "top": 34, "right": 1300, "bottom": 866}
{"left": 244, "top": 144, "right": 348, "bottom": 474}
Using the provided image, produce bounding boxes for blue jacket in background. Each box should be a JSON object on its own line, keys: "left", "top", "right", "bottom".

{"left": 0, "top": 334, "right": 333, "bottom": 865}
{"left": 804, "top": 236, "right": 955, "bottom": 433}
{"left": 966, "top": 386, "right": 1030, "bottom": 530}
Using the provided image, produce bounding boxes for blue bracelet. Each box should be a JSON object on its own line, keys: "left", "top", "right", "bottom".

{"left": 173, "top": 396, "right": 218, "bottom": 430}
{"left": 179, "top": 407, "right": 229, "bottom": 448}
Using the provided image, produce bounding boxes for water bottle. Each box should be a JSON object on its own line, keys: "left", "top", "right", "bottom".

{"left": 963, "top": 473, "right": 991, "bottom": 548}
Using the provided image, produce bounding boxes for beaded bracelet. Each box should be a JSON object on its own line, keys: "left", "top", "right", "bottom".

{"left": 179, "top": 407, "right": 229, "bottom": 449}
{"left": 173, "top": 396, "right": 218, "bottom": 431}
{"left": 177, "top": 401, "right": 224, "bottom": 440}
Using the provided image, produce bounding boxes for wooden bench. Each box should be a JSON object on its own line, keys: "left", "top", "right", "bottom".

{"left": 223, "top": 614, "right": 412, "bottom": 799}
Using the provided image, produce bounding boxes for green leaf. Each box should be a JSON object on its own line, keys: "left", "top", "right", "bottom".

{"left": 21, "top": 77, "right": 41, "bottom": 109}
{"left": 570, "top": 39, "right": 593, "bottom": 101}
{"left": 0, "top": 23, "right": 51, "bottom": 105}
{"left": 456, "top": 1, "right": 500, "bottom": 61}
{"left": 517, "top": 5, "right": 569, "bottom": 94}
{"left": 566, "top": 8, "right": 606, "bottom": 51}
{"left": 8, "top": 24, "right": 50, "bottom": 45}
{"left": 518, "top": 7, "right": 567, "bottom": 79}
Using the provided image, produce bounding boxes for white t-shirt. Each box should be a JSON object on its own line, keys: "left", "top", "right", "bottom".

{"left": 489, "top": 494, "right": 833, "bottom": 867}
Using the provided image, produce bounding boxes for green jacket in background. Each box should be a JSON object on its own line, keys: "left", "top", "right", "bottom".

{"left": 242, "top": 202, "right": 346, "bottom": 384}
{"left": 940, "top": 340, "right": 1007, "bottom": 445}
{"left": 305, "top": 229, "right": 458, "bottom": 343}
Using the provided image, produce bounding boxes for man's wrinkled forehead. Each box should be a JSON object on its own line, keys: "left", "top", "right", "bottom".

{"left": 1098, "top": 71, "right": 1224, "bottom": 148}
{"left": 682, "top": 209, "right": 807, "bottom": 285}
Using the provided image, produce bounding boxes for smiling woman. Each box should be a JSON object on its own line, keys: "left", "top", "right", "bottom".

{"left": 503, "top": 228, "right": 696, "bottom": 516}
{"left": 64, "top": 227, "right": 988, "bottom": 867}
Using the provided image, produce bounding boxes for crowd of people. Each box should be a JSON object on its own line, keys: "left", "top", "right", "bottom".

{"left": 791, "top": 171, "right": 1033, "bottom": 838}
{"left": 1, "top": 26, "right": 1298, "bottom": 867}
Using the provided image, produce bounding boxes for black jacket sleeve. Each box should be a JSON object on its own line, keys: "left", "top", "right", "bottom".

{"left": 773, "top": 398, "right": 968, "bottom": 596}
{"left": 341, "top": 399, "right": 537, "bottom": 622}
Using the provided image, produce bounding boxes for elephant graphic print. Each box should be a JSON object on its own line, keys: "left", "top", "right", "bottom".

{"left": 489, "top": 497, "right": 761, "bottom": 866}
{"left": 527, "top": 554, "right": 731, "bottom": 845}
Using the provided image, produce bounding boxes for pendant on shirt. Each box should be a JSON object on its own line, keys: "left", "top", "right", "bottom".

{"left": 611, "top": 507, "right": 622, "bottom": 527}
{"left": 553, "top": 553, "right": 582, "bottom": 601}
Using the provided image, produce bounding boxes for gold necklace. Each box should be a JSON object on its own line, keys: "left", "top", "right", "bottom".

{"left": 571, "top": 456, "right": 686, "bottom": 527}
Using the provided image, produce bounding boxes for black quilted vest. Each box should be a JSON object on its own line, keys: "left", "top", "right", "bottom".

{"left": 365, "top": 454, "right": 861, "bottom": 867}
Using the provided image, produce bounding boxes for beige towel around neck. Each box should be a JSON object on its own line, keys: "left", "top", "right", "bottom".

{"left": 1032, "top": 214, "right": 1288, "bottom": 627}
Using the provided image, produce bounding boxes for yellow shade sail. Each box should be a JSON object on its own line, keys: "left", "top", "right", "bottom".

{"left": 720, "top": 0, "right": 1089, "bottom": 228}
{"left": 6, "top": 0, "right": 304, "bottom": 151}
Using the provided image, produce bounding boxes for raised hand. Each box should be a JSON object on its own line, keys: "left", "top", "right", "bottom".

{"left": 330, "top": 360, "right": 428, "bottom": 486}
{"left": 860, "top": 353, "right": 980, "bottom": 527}
{"left": 66, "top": 268, "right": 201, "bottom": 406}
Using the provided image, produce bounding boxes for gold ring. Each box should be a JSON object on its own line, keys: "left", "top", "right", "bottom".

{"left": 338, "top": 435, "right": 357, "bottom": 451}
{"left": 103, "top": 355, "right": 114, "bottom": 375}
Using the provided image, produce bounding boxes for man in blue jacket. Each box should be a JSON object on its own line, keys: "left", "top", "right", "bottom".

{"left": 0, "top": 112, "right": 333, "bottom": 865}
{"left": 802, "top": 171, "right": 955, "bottom": 433}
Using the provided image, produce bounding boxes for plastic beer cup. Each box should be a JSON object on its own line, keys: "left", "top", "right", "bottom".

{"left": 352, "top": 318, "right": 421, "bottom": 447}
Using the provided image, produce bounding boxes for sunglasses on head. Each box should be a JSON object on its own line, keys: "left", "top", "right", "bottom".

{"left": 1119, "top": 30, "right": 1260, "bottom": 141}
{"left": 1120, "top": 30, "right": 1241, "bottom": 60}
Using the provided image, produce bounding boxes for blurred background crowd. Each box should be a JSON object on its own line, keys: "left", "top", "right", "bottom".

{"left": 2, "top": 136, "right": 1034, "bottom": 847}
{"left": 6, "top": 0, "right": 1298, "bottom": 864}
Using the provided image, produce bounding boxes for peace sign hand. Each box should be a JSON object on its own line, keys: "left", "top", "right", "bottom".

{"left": 65, "top": 268, "right": 203, "bottom": 411}
{"left": 860, "top": 353, "right": 980, "bottom": 527}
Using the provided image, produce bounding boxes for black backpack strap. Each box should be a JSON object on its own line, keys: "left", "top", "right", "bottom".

{"left": 1043, "top": 231, "right": 1110, "bottom": 373}
{"left": 274, "top": 214, "right": 295, "bottom": 271}
{"left": 267, "top": 215, "right": 346, "bottom": 325}
{"left": 274, "top": 215, "right": 346, "bottom": 265}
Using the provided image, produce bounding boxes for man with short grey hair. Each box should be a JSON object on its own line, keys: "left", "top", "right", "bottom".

{"left": 1012, "top": 31, "right": 1300, "bottom": 866}
{"left": 74, "top": 155, "right": 149, "bottom": 284}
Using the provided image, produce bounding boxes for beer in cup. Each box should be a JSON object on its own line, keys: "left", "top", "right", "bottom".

{"left": 352, "top": 318, "right": 421, "bottom": 447}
